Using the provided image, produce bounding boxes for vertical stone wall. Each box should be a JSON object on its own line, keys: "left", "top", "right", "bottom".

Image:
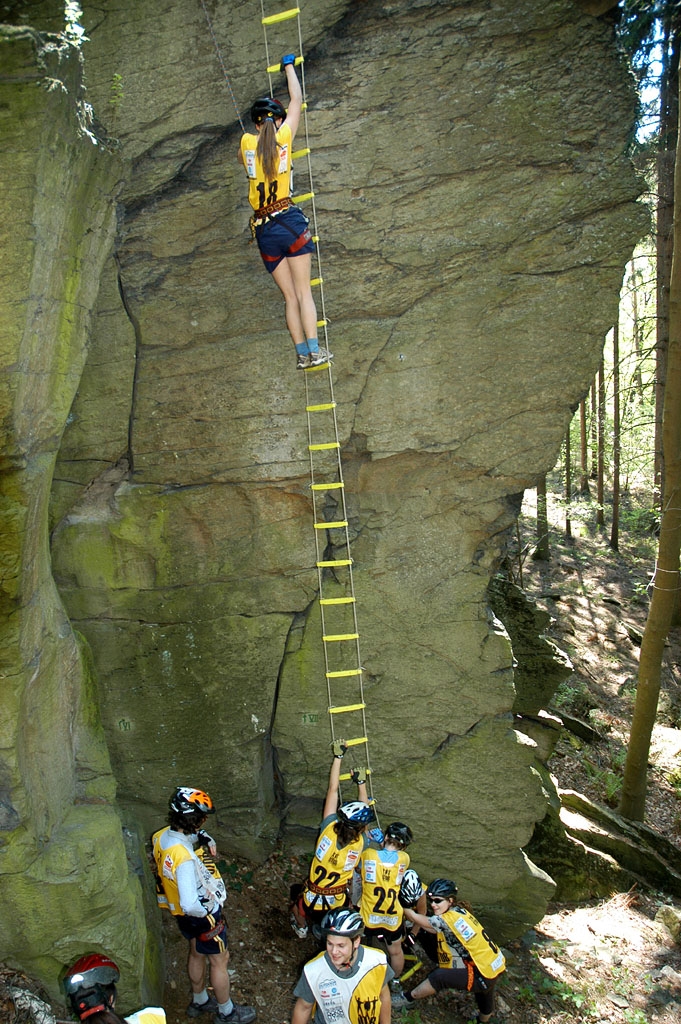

{"left": 0, "top": 22, "right": 157, "bottom": 1003}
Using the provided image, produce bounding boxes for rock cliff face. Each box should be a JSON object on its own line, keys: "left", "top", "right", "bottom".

{"left": 2, "top": 0, "right": 646, "bottom": 998}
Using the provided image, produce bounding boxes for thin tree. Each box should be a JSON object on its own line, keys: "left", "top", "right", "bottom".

{"left": 579, "top": 398, "right": 590, "bottom": 495}
{"left": 565, "top": 426, "right": 573, "bottom": 541}
{"left": 610, "top": 319, "right": 621, "bottom": 551}
{"left": 596, "top": 358, "right": 606, "bottom": 530}
{"left": 619, "top": 74, "right": 681, "bottom": 821}
{"left": 533, "top": 476, "right": 550, "bottom": 561}
{"left": 654, "top": 15, "right": 680, "bottom": 504}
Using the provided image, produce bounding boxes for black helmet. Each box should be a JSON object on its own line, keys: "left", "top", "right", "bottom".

{"left": 169, "top": 787, "right": 215, "bottom": 827}
{"left": 250, "top": 96, "right": 286, "bottom": 125}
{"left": 427, "top": 877, "right": 458, "bottom": 901}
{"left": 398, "top": 868, "right": 423, "bottom": 908}
{"left": 321, "top": 908, "right": 365, "bottom": 938}
{"left": 63, "top": 954, "right": 119, "bottom": 1020}
{"left": 384, "top": 822, "right": 413, "bottom": 848}
{"left": 337, "top": 801, "right": 376, "bottom": 828}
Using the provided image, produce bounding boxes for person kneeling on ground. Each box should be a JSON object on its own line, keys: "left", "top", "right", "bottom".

{"left": 291, "top": 908, "right": 393, "bottom": 1024}
{"left": 62, "top": 953, "right": 165, "bottom": 1024}
{"left": 394, "top": 877, "right": 505, "bottom": 1023}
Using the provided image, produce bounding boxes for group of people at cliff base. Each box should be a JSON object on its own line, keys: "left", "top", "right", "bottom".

{"left": 61, "top": 741, "right": 505, "bottom": 1024}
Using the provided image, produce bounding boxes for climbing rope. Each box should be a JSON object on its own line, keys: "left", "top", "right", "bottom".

{"left": 198, "top": 0, "right": 246, "bottom": 132}
{"left": 258, "top": 4, "right": 376, "bottom": 816}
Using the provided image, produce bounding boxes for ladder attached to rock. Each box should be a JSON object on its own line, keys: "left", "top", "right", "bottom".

{"left": 258, "top": 2, "right": 376, "bottom": 810}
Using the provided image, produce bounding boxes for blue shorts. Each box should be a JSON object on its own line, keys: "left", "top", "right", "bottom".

{"left": 176, "top": 908, "right": 228, "bottom": 954}
{"left": 255, "top": 206, "right": 315, "bottom": 274}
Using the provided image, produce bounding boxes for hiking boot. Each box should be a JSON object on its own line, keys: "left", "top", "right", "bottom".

{"left": 296, "top": 353, "right": 311, "bottom": 369}
{"left": 290, "top": 913, "right": 308, "bottom": 938}
{"left": 308, "top": 347, "right": 333, "bottom": 366}
{"left": 187, "top": 996, "right": 218, "bottom": 1017}
{"left": 214, "top": 1005, "right": 256, "bottom": 1024}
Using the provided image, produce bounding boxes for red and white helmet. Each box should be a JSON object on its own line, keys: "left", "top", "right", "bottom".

{"left": 62, "top": 954, "right": 119, "bottom": 1020}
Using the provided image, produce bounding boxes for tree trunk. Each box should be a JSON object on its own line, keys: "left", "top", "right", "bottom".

{"left": 565, "top": 426, "right": 572, "bottom": 541}
{"left": 610, "top": 319, "right": 620, "bottom": 551}
{"left": 596, "top": 358, "right": 606, "bottom": 530}
{"left": 619, "top": 53, "right": 681, "bottom": 821}
{"left": 579, "top": 398, "right": 590, "bottom": 495}
{"left": 590, "top": 381, "right": 598, "bottom": 480}
{"left": 654, "top": 20, "right": 679, "bottom": 505}
{"left": 533, "top": 476, "right": 550, "bottom": 561}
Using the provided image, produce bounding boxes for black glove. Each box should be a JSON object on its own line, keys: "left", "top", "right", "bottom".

{"left": 351, "top": 767, "right": 366, "bottom": 785}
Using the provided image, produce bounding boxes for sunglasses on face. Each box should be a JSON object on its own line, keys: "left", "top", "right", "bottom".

{"left": 430, "top": 897, "right": 448, "bottom": 905}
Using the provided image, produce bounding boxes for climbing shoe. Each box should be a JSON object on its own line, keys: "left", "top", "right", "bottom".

{"left": 308, "top": 347, "right": 333, "bottom": 366}
{"left": 187, "top": 996, "right": 218, "bottom": 1017}
{"left": 214, "top": 1005, "right": 256, "bottom": 1024}
{"left": 290, "top": 912, "right": 309, "bottom": 938}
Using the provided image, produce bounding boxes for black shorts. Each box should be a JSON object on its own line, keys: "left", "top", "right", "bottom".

{"left": 176, "top": 908, "right": 228, "bottom": 955}
{"left": 428, "top": 967, "right": 501, "bottom": 1016}
{"left": 256, "top": 207, "right": 315, "bottom": 273}
{"left": 364, "top": 923, "right": 405, "bottom": 945}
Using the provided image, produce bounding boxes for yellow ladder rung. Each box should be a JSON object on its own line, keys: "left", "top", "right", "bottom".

{"left": 320, "top": 597, "right": 355, "bottom": 606}
{"left": 339, "top": 767, "right": 372, "bottom": 781}
{"left": 315, "top": 521, "right": 348, "bottom": 530}
{"left": 316, "top": 318, "right": 328, "bottom": 327}
{"left": 323, "top": 632, "right": 359, "bottom": 642}
{"left": 317, "top": 559, "right": 353, "bottom": 567}
{"left": 293, "top": 147, "right": 310, "bottom": 159}
{"left": 312, "top": 234, "right": 319, "bottom": 243}
{"left": 262, "top": 7, "right": 300, "bottom": 25}
{"left": 311, "top": 482, "right": 344, "bottom": 491}
{"left": 311, "top": 277, "right": 323, "bottom": 287}
{"left": 266, "top": 56, "right": 304, "bottom": 73}
{"left": 346, "top": 736, "right": 367, "bottom": 747}
{"left": 326, "top": 669, "right": 362, "bottom": 678}
{"left": 293, "top": 191, "right": 314, "bottom": 204}
{"left": 309, "top": 442, "right": 340, "bottom": 451}
{"left": 329, "top": 703, "right": 366, "bottom": 714}
{"left": 306, "top": 402, "right": 336, "bottom": 412}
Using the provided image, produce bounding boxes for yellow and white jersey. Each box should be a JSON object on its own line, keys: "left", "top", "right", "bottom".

{"left": 151, "top": 827, "right": 226, "bottom": 916}
{"left": 126, "top": 1008, "right": 166, "bottom": 1024}
{"left": 358, "top": 848, "right": 410, "bottom": 930}
{"left": 240, "top": 123, "right": 292, "bottom": 211}
{"left": 433, "top": 906, "right": 506, "bottom": 979}
{"left": 300, "top": 946, "right": 388, "bottom": 1024}
{"left": 303, "top": 816, "right": 366, "bottom": 910}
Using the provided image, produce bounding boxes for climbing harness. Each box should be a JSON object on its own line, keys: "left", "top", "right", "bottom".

{"left": 257, "top": 4, "right": 376, "bottom": 814}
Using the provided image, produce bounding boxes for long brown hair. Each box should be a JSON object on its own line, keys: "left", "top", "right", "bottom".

{"left": 256, "top": 117, "right": 280, "bottom": 182}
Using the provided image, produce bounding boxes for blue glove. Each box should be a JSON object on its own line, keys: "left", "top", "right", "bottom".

{"left": 281, "top": 53, "right": 296, "bottom": 67}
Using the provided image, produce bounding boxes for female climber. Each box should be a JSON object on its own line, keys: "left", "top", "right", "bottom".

{"left": 392, "top": 877, "right": 506, "bottom": 1023}
{"left": 62, "top": 953, "right": 165, "bottom": 1024}
{"left": 238, "top": 54, "right": 331, "bottom": 370}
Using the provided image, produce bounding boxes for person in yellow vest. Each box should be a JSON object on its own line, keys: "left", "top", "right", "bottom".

{"left": 393, "top": 878, "right": 505, "bottom": 1023}
{"left": 151, "top": 787, "right": 255, "bottom": 1024}
{"left": 62, "top": 953, "right": 165, "bottom": 1024}
{"left": 357, "top": 822, "right": 413, "bottom": 982}
{"left": 238, "top": 54, "right": 331, "bottom": 370}
{"left": 291, "top": 909, "right": 393, "bottom": 1024}
{"left": 290, "top": 740, "right": 377, "bottom": 939}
